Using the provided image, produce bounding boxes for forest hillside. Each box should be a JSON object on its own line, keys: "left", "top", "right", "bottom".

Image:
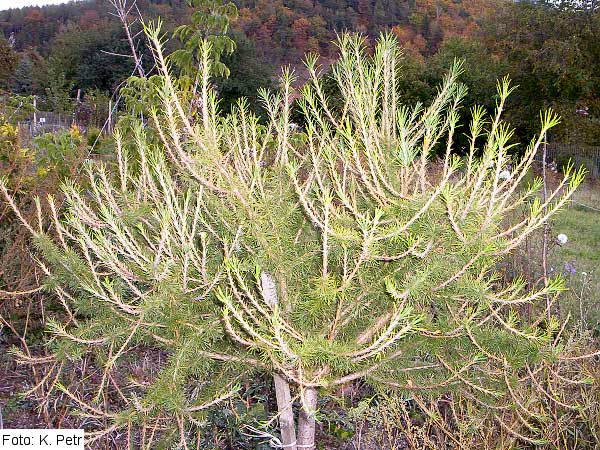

{"left": 1, "top": 0, "right": 599, "bottom": 143}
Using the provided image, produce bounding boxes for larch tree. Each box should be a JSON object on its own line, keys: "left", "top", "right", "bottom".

{"left": 1, "top": 26, "right": 585, "bottom": 449}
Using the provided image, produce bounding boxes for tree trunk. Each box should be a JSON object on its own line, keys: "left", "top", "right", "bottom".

{"left": 262, "top": 272, "right": 300, "bottom": 449}
{"left": 297, "top": 387, "right": 318, "bottom": 450}
{"left": 274, "top": 374, "right": 297, "bottom": 450}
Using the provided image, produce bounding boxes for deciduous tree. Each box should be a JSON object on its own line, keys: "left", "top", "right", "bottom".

{"left": 0, "top": 37, "right": 18, "bottom": 89}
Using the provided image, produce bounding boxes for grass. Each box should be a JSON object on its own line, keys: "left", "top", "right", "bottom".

{"left": 550, "top": 180, "right": 600, "bottom": 333}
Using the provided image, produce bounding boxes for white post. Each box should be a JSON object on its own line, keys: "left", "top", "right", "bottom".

{"left": 72, "top": 88, "right": 81, "bottom": 126}
{"left": 32, "top": 95, "right": 37, "bottom": 134}
{"left": 108, "top": 99, "right": 113, "bottom": 134}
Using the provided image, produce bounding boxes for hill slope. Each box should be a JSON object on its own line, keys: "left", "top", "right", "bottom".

{"left": 0, "top": 0, "right": 502, "bottom": 64}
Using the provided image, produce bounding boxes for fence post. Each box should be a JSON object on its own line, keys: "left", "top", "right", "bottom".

{"left": 108, "top": 99, "right": 113, "bottom": 134}
{"left": 32, "top": 95, "right": 37, "bottom": 134}
{"left": 72, "top": 88, "right": 81, "bottom": 127}
{"left": 541, "top": 136, "right": 551, "bottom": 321}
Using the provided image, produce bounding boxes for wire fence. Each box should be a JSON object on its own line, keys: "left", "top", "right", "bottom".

{"left": 537, "top": 143, "right": 600, "bottom": 179}
{"left": 4, "top": 92, "right": 600, "bottom": 181}
{"left": 21, "top": 111, "right": 73, "bottom": 136}
{"left": 1, "top": 94, "right": 113, "bottom": 139}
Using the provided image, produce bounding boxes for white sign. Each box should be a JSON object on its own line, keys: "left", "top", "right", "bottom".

{"left": 0, "top": 430, "right": 84, "bottom": 450}
{"left": 39, "top": 118, "right": 46, "bottom": 123}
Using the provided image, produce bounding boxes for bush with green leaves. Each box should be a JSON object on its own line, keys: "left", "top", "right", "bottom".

{"left": 1, "top": 29, "right": 586, "bottom": 449}
{"left": 33, "top": 127, "right": 83, "bottom": 179}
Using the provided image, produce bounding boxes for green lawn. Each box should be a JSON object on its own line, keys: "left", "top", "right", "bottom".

{"left": 550, "top": 182, "right": 600, "bottom": 332}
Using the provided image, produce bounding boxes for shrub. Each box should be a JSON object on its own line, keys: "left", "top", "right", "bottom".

{"left": 86, "top": 127, "right": 102, "bottom": 148}
{"left": 33, "top": 126, "right": 83, "bottom": 179}
{"left": 1, "top": 29, "right": 588, "bottom": 449}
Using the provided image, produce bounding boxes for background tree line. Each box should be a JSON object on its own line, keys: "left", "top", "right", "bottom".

{"left": 0, "top": 0, "right": 599, "bottom": 143}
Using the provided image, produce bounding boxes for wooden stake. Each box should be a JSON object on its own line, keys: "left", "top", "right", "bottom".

{"left": 32, "top": 95, "right": 37, "bottom": 134}
{"left": 541, "top": 134, "right": 551, "bottom": 321}
{"left": 72, "top": 88, "right": 81, "bottom": 126}
{"left": 108, "top": 100, "right": 113, "bottom": 134}
{"left": 261, "top": 273, "right": 297, "bottom": 450}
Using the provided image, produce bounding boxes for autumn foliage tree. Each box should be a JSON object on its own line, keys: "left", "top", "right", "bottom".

{"left": 1, "top": 29, "right": 586, "bottom": 449}
{"left": 0, "top": 37, "right": 18, "bottom": 89}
